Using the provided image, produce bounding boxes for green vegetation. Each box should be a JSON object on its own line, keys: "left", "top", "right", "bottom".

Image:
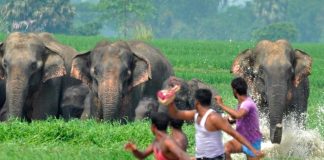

{"left": 0, "top": 34, "right": 323, "bottom": 159}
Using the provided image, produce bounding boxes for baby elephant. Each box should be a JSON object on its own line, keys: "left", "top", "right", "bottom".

{"left": 61, "top": 83, "right": 90, "bottom": 120}
{"left": 135, "top": 76, "right": 222, "bottom": 120}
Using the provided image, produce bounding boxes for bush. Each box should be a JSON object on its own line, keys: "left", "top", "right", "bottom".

{"left": 132, "top": 23, "right": 154, "bottom": 40}
{"left": 71, "top": 22, "right": 103, "bottom": 36}
{"left": 252, "top": 22, "right": 299, "bottom": 42}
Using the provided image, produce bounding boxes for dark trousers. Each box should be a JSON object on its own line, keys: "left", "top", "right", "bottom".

{"left": 196, "top": 153, "right": 225, "bottom": 160}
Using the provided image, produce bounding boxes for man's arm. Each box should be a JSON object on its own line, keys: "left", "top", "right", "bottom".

{"left": 215, "top": 96, "right": 247, "bottom": 119}
{"left": 165, "top": 138, "right": 191, "bottom": 160}
{"left": 167, "top": 102, "right": 195, "bottom": 121}
{"left": 210, "top": 115, "right": 264, "bottom": 158}
{"left": 124, "top": 142, "right": 153, "bottom": 159}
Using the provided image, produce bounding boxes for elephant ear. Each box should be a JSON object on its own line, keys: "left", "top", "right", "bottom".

{"left": 293, "top": 49, "right": 312, "bottom": 87}
{"left": 42, "top": 47, "right": 67, "bottom": 82}
{"left": 70, "top": 51, "right": 92, "bottom": 86}
{"left": 231, "top": 49, "right": 255, "bottom": 81}
{"left": 0, "top": 42, "right": 4, "bottom": 80}
{"left": 128, "top": 43, "right": 152, "bottom": 89}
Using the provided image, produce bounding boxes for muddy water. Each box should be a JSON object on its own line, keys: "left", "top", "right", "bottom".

{"left": 223, "top": 109, "right": 324, "bottom": 160}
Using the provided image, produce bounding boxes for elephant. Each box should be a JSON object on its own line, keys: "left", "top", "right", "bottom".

{"left": 0, "top": 32, "right": 81, "bottom": 121}
{"left": 151, "top": 76, "right": 222, "bottom": 116}
{"left": 61, "top": 83, "right": 89, "bottom": 120}
{"left": 0, "top": 80, "right": 5, "bottom": 110}
{"left": 134, "top": 97, "right": 159, "bottom": 120}
{"left": 136, "top": 76, "right": 223, "bottom": 119}
{"left": 71, "top": 40, "right": 174, "bottom": 121}
{"left": 231, "top": 39, "right": 312, "bottom": 144}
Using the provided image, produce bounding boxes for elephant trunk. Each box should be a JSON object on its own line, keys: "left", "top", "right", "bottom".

{"left": 98, "top": 79, "right": 121, "bottom": 121}
{"left": 6, "top": 79, "right": 29, "bottom": 119}
{"left": 268, "top": 84, "right": 287, "bottom": 144}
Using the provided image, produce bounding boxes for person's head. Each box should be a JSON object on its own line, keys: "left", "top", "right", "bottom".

{"left": 194, "top": 89, "right": 212, "bottom": 108}
{"left": 151, "top": 112, "right": 170, "bottom": 134}
{"left": 170, "top": 118, "right": 184, "bottom": 130}
{"left": 231, "top": 77, "right": 248, "bottom": 98}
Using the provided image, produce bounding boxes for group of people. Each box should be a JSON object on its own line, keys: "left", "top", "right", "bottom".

{"left": 125, "top": 77, "right": 265, "bottom": 160}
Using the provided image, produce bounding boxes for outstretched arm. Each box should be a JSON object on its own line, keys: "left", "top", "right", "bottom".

{"left": 210, "top": 115, "right": 264, "bottom": 158}
{"left": 124, "top": 142, "right": 153, "bottom": 159}
{"left": 166, "top": 102, "right": 195, "bottom": 121}
{"left": 215, "top": 96, "right": 247, "bottom": 119}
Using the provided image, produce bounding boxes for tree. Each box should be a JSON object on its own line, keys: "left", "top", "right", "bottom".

{"left": 252, "top": 22, "right": 298, "bottom": 42}
{"left": 0, "top": 0, "right": 75, "bottom": 33}
{"left": 253, "top": 0, "right": 288, "bottom": 25}
{"left": 97, "top": 0, "right": 155, "bottom": 38}
{"left": 71, "top": 1, "right": 103, "bottom": 36}
{"left": 150, "top": 0, "right": 224, "bottom": 39}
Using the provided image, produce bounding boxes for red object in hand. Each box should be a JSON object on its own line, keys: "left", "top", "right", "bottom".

{"left": 157, "top": 85, "right": 180, "bottom": 106}
{"left": 157, "top": 89, "right": 175, "bottom": 100}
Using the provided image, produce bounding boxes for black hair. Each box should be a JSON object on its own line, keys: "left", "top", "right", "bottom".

{"left": 231, "top": 77, "right": 248, "bottom": 95}
{"left": 170, "top": 118, "right": 184, "bottom": 130}
{"left": 194, "top": 89, "right": 212, "bottom": 106}
{"left": 151, "top": 112, "right": 169, "bottom": 131}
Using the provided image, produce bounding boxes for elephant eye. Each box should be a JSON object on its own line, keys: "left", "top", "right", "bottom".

{"left": 91, "top": 66, "right": 99, "bottom": 76}
{"left": 2, "top": 59, "right": 8, "bottom": 69}
{"left": 127, "top": 70, "right": 131, "bottom": 77}
{"left": 31, "top": 62, "right": 37, "bottom": 70}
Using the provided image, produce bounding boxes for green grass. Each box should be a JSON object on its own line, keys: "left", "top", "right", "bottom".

{"left": 0, "top": 33, "right": 323, "bottom": 159}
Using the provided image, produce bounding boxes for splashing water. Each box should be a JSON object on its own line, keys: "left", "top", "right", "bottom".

{"left": 222, "top": 109, "right": 324, "bottom": 160}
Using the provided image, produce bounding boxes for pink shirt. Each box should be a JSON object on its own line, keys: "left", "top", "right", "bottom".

{"left": 236, "top": 97, "right": 262, "bottom": 143}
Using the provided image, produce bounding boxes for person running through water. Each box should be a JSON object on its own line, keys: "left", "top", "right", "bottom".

{"left": 158, "top": 87, "right": 264, "bottom": 160}
{"left": 124, "top": 112, "right": 191, "bottom": 160}
{"left": 215, "top": 77, "right": 263, "bottom": 160}
{"left": 170, "top": 118, "right": 188, "bottom": 152}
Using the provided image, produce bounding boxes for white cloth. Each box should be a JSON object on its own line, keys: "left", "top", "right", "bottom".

{"left": 195, "top": 109, "right": 224, "bottom": 158}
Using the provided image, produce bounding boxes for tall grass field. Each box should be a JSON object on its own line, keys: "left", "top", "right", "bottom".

{"left": 0, "top": 33, "right": 323, "bottom": 159}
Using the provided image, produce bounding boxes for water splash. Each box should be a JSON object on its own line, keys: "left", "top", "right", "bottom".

{"left": 223, "top": 110, "right": 324, "bottom": 159}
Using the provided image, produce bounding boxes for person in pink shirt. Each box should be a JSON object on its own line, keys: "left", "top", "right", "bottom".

{"left": 215, "top": 77, "right": 263, "bottom": 160}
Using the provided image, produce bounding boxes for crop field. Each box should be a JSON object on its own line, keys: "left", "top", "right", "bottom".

{"left": 0, "top": 34, "right": 323, "bottom": 159}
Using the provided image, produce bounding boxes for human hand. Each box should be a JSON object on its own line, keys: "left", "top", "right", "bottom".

{"left": 214, "top": 96, "right": 224, "bottom": 107}
{"left": 157, "top": 85, "right": 180, "bottom": 106}
{"left": 253, "top": 150, "right": 265, "bottom": 159}
{"left": 124, "top": 142, "right": 137, "bottom": 152}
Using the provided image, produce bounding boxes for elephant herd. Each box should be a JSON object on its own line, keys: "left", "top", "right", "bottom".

{"left": 0, "top": 32, "right": 312, "bottom": 144}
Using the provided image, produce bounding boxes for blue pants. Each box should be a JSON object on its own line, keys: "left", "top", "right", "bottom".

{"left": 242, "top": 139, "right": 261, "bottom": 157}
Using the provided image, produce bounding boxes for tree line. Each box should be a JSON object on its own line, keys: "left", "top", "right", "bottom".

{"left": 1, "top": 0, "right": 323, "bottom": 42}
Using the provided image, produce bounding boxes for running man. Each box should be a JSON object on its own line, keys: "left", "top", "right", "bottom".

{"left": 170, "top": 118, "right": 188, "bottom": 151}
{"left": 124, "top": 112, "right": 190, "bottom": 160}
{"left": 215, "top": 77, "right": 263, "bottom": 160}
{"left": 159, "top": 88, "right": 264, "bottom": 160}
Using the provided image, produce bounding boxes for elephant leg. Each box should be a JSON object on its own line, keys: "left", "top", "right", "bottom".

{"left": 289, "top": 78, "right": 309, "bottom": 127}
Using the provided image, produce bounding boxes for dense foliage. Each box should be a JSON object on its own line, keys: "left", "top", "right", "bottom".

{"left": 1, "top": 1, "right": 324, "bottom": 41}
{"left": 0, "top": 0, "right": 75, "bottom": 33}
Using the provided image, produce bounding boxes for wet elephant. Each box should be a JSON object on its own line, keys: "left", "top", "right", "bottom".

{"left": 231, "top": 39, "right": 312, "bottom": 144}
{"left": 71, "top": 40, "right": 174, "bottom": 121}
{"left": 0, "top": 32, "right": 81, "bottom": 121}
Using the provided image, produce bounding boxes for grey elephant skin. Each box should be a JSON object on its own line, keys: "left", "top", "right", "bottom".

{"left": 0, "top": 32, "right": 81, "bottom": 121}
{"left": 61, "top": 83, "right": 89, "bottom": 119}
{"left": 231, "top": 39, "right": 312, "bottom": 144}
{"left": 146, "top": 76, "right": 221, "bottom": 117}
{"left": 71, "top": 40, "right": 174, "bottom": 121}
{"left": 0, "top": 80, "right": 5, "bottom": 111}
